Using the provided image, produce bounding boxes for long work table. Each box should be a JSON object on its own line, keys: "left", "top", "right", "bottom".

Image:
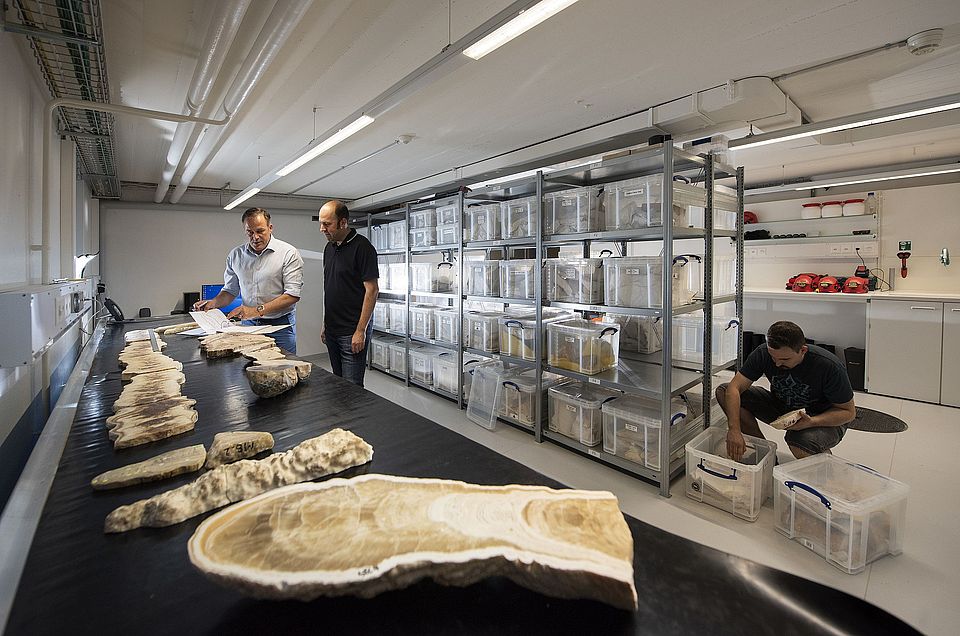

{"left": 3, "top": 321, "right": 918, "bottom": 635}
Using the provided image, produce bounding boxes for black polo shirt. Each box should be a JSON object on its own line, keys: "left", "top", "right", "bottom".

{"left": 323, "top": 228, "right": 379, "bottom": 336}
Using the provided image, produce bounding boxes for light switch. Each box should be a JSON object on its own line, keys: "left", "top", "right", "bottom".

{"left": 757, "top": 247, "right": 767, "bottom": 256}
{"left": 828, "top": 244, "right": 842, "bottom": 255}
{"left": 840, "top": 244, "right": 853, "bottom": 255}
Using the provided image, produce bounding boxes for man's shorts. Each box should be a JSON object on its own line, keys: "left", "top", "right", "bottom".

{"left": 722, "top": 384, "right": 846, "bottom": 455}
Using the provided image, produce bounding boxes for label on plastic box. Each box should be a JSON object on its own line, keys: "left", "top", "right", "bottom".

{"left": 626, "top": 424, "right": 638, "bottom": 432}
{"left": 626, "top": 268, "right": 640, "bottom": 275}
{"left": 588, "top": 449, "right": 601, "bottom": 458}
{"left": 566, "top": 404, "right": 577, "bottom": 412}
{"left": 588, "top": 377, "right": 601, "bottom": 385}
{"left": 624, "top": 188, "right": 645, "bottom": 197}
{"left": 561, "top": 199, "right": 575, "bottom": 207}
{"left": 589, "top": 305, "right": 603, "bottom": 311}
{"left": 564, "top": 337, "right": 575, "bottom": 343}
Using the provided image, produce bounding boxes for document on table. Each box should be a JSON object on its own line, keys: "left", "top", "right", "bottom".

{"left": 187, "top": 309, "right": 290, "bottom": 335}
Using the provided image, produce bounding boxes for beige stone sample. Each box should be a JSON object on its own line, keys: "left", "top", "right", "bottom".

{"left": 156, "top": 322, "right": 199, "bottom": 335}
{"left": 770, "top": 408, "right": 805, "bottom": 430}
{"left": 252, "top": 359, "right": 312, "bottom": 380}
{"left": 105, "top": 428, "right": 373, "bottom": 533}
{"left": 200, "top": 333, "right": 276, "bottom": 359}
{"left": 188, "top": 475, "right": 638, "bottom": 610}
{"left": 126, "top": 368, "right": 186, "bottom": 386}
{"left": 120, "top": 354, "right": 183, "bottom": 380}
{"left": 113, "top": 376, "right": 183, "bottom": 411}
{"left": 242, "top": 347, "right": 285, "bottom": 362}
{"left": 91, "top": 445, "right": 207, "bottom": 490}
{"left": 124, "top": 329, "right": 154, "bottom": 343}
{"left": 245, "top": 363, "right": 299, "bottom": 398}
{"left": 106, "top": 396, "right": 198, "bottom": 449}
{"left": 205, "top": 431, "right": 275, "bottom": 468}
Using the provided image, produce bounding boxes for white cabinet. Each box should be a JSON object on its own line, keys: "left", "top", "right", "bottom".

{"left": 867, "top": 300, "right": 942, "bottom": 403}
{"left": 942, "top": 303, "right": 960, "bottom": 408}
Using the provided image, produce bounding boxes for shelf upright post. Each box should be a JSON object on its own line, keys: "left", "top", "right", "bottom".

{"left": 404, "top": 203, "right": 411, "bottom": 387}
{"left": 457, "top": 192, "right": 465, "bottom": 409}
{"left": 534, "top": 171, "right": 544, "bottom": 443}
{"left": 735, "top": 167, "right": 745, "bottom": 369}
{"left": 367, "top": 211, "right": 374, "bottom": 370}
{"left": 659, "top": 144, "right": 675, "bottom": 498}
{"left": 702, "top": 155, "right": 715, "bottom": 427}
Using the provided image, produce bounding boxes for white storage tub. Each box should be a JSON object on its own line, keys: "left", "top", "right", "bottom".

{"left": 602, "top": 176, "right": 706, "bottom": 229}
{"left": 545, "top": 258, "right": 604, "bottom": 304}
{"left": 500, "top": 196, "right": 538, "bottom": 239}
{"left": 463, "top": 260, "right": 500, "bottom": 297}
{"left": 409, "top": 227, "right": 436, "bottom": 248}
{"left": 548, "top": 381, "right": 622, "bottom": 446}
{"left": 464, "top": 203, "right": 502, "bottom": 242}
{"left": 543, "top": 187, "right": 603, "bottom": 234}
{"left": 409, "top": 304, "right": 438, "bottom": 339}
{"left": 685, "top": 426, "right": 777, "bottom": 521}
{"left": 606, "top": 314, "right": 663, "bottom": 354}
{"left": 410, "top": 261, "right": 456, "bottom": 293}
{"left": 463, "top": 311, "right": 501, "bottom": 352}
{"left": 388, "top": 302, "right": 407, "bottom": 333}
{"left": 436, "top": 223, "right": 458, "bottom": 246}
{"left": 409, "top": 208, "right": 436, "bottom": 229}
{"left": 774, "top": 455, "right": 909, "bottom": 574}
{"left": 387, "top": 263, "right": 407, "bottom": 293}
{"left": 387, "top": 220, "right": 407, "bottom": 249}
{"left": 603, "top": 395, "right": 702, "bottom": 470}
{"left": 435, "top": 204, "right": 459, "bottom": 226}
{"left": 498, "top": 309, "right": 571, "bottom": 361}
{"left": 498, "top": 369, "right": 564, "bottom": 428}
{"left": 820, "top": 201, "right": 843, "bottom": 218}
{"left": 433, "top": 308, "right": 459, "bottom": 344}
{"left": 499, "top": 259, "right": 538, "bottom": 299}
{"left": 547, "top": 319, "right": 620, "bottom": 375}
{"left": 801, "top": 203, "right": 822, "bottom": 219}
{"left": 842, "top": 198, "right": 866, "bottom": 216}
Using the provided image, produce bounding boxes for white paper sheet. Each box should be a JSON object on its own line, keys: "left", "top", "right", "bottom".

{"left": 188, "top": 309, "right": 291, "bottom": 335}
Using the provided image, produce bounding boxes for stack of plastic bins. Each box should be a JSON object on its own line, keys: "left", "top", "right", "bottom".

{"left": 499, "top": 259, "right": 538, "bottom": 299}
{"left": 463, "top": 260, "right": 500, "bottom": 297}
{"left": 372, "top": 302, "right": 391, "bottom": 331}
{"left": 388, "top": 302, "right": 407, "bottom": 334}
{"left": 600, "top": 394, "right": 701, "bottom": 470}
{"left": 543, "top": 187, "right": 603, "bottom": 235}
{"left": 433, "top": 308, "right": 459, "bottom": 345}
{"left": 387, "top": 263, "right": 407, "bottom": 294}
{"left": 463, "top": 311, "right": 501, "bottom": 352}
{"left": 685, "top": 427, "right": 777, "bottom": 521}
{"left": 370, "top": 336, "right": 393, "bottom": 370}
{"left": 546, "top": 319, "right": 620, "bottom": 375}
{"left": 465, "top": 360, "right": 505, "bottom": 429}
{"left": 773, "top": 455, "right": 909, "bottom": 573}
{"left": 387, "top": 340, "right": 408, "bottom": 378}
{"left": 601, "top": 175, "right": 706, "bottom": 229}
{"left": 545, "top": 258, "right": 604, "bottom": 304}
{"left": 499, "top": 369, "right": 564, "bottom": 428}
{"left": 500, "top": 196, "right": 537, "bottom": 239}
{"left": 387, "top": 220, "right": 407, "bottom": 250}
{"left": 548, "top": 381, "right": 623, "bottom": 446}
{"left": 464, "top": 202, "right": 501, "bottom": 242}
{"left": 408, "top": 345, "right": 441, "bottom": 385}
{"left": 498, "top": 308, "right": 571, "bottom": 361}
{"left": 409, "top": 304, "right": 438, "bottom": 339}
{"left": 411, "top": 262, "right": 456, "bottom": 293}
{"left": 606, "top": 314, "right": 663, "bottom": 354}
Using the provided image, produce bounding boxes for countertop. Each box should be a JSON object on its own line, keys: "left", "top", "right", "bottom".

{"left": 745, "top": 288, "right": 960, "bottom": 303}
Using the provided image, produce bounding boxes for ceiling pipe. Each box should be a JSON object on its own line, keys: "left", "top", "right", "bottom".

{"left": 169, "top": 0, "right": 314, "bottom": 204}
{"left": 154, "top": 0, "right": 252, "bottom": 203}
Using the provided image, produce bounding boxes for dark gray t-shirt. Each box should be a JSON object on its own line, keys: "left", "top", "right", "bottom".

{"left": 740, "top": 344, "right": 854, "bottom": 415}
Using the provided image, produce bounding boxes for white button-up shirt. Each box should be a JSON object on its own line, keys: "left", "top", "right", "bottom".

{"left": 223, "top": 236, "right": 303, "bottom": 318}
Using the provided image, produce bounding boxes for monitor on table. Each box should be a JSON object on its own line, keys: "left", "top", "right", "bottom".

{"left": 200, "top": 284, "right": 242, "bottom": 313}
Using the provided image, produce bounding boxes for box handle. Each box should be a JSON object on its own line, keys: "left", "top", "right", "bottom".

{"left": 697, "top": 461, "right": 738, "bottom": 481}
{"left": 437, "top": 262, "right": 454, "bottom": 270}
{"left": 785, "top": 481, "right": 832, "bottom": 510}
{"left": 503, "top": 319, "right": 524, "bottom": 329}
{"left": 601, "top": 396, "right": 619, "bottom": 405}
{"left": 671, "top": 413, "right": 685, "bottom": 425}
{"left": 600, "top": 327, "right": 619, "bottom": 337}
{"left": 502, "top": 381, "right": 520, "bottom": 391}
{"left": 598, "top": 249, "right": 613, "bottom": 257}
{"left": 725, "top": 319, "right": 740, "bottom": 330}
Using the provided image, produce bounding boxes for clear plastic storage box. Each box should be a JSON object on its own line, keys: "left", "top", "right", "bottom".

{"left": 685, "top": 426, "right": 777, "bottom": 522}
{"left": 672, "top": 312, "right": 741, "bottom": 365}
{"left": 463, "top": 311, "right": 501, "bottom": 352}
{"left": 410, "top": 262, "right": 456, "bottom": 292}
{"left": 377, "top": 263, "right": 391, "bottom": 290}
{"left": 433, "top": 352, "right": 482, "bottom": 395}
{"left": 466, "top": 361, "right": 505, "bottom": 429}
{"left": 603, "top": 257, "right": 661, "bottom": 308}
{"left": 387, "top": 263, "right": 407, "bottom": 293}
{"left": 498, "top": 308, "right": 571, "bottom": 361}
{"left": 686, "top": 187, "right": 739, "bottom": 231}
{"left": 606, "top": 314, "right": 663, "bottom": 354}
{"left": 603, "top": 395, "right": 703, "bottom": 470}
{"left": 388, "top": 302, "right": 407, "bottom": 333}
{"left": 436, "top": 223, "right": 458, "bottom": 246}
{"left": 543, "top": 187, "right": 603, "bottom": 234}
{"left": 408, "top": 345, "right": 440, "bottom": 384}
{"left": 499, "top": 259, "right": 538, "bottom": 299}
{"left": 545, "top": 258, "right": 604, "bottom": 304}
{"left": 409, "top": 227, "right": 436, "bottom": 248}
{"left": 409, "top": 208, "right": 437, "bottom": 229}
{"left": 500, "top": 196, "right": 538, "bottom": 239}
{"left": 409, "top": 304, "right": 438, "bottom": 339}
{"left": 498, "top": 369, "right": 564, "bottom": 428}
{"left": 464, "top": 203, "right": 501, "bottom": 242}
{"left": 372, "top": 302, "right": 391, "bottom": 331}
{"left": 463, "top": 260, "right": 500, "bottom": 297}
{"left": 548, "top": 381, "right": 622, "bottom": 446}
{"left": 387, "top": 340, "right": 408, "bottom": 376}
{"left": 435, "top": 204, "right": 458, "bottom": 226}
{"left": 547, "top": 319, "right": 620, "bottom": 375}
{"left": 773, "top": 455, "right": 909, "bottom": 574}
{"left": 433, "top": 308, "right": 459, "bottom": 344}
{"left": 387, "top": 220, "right": 407, "bottom": 249}
{"left": 370, "top": 225, "right": 389, "bottom": 251}
{"left": 602, "top": 176, "right": 707, "bottom": 229}
{"left": 370, "top": 337, "right": 393, "bottom": 369}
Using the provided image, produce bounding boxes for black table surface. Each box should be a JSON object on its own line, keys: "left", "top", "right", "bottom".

{"left": 5, "top": 321, "right": 917, "bottom": 635}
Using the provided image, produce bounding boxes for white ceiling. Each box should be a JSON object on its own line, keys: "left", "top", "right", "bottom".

{"left": 102, "top": 0, "right": 960, "bottom": 206}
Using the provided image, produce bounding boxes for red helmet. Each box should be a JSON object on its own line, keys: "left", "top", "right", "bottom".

{"left": 744, "top": 211, "right": 759, "bottom": 224}
{"left": 817, "top": 276, "right": 841, "bottom": 293}
{"left": 842, "top": 276, "right": 870, "bottom": 293}
{"left": 788, "top": 274, "right": 818, "bottom": 292}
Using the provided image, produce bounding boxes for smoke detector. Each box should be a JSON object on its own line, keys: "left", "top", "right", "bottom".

{"left": 906, "top": 29, "right": 943, "bottom": 56}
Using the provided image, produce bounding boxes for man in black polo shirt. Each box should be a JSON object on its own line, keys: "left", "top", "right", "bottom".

{"left": 319, "top": 200, "right": 379, "bottom": 387}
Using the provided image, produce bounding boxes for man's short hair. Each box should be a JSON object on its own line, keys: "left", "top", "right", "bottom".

{"left": 324, "top": 200, "right": 350, "bottom": 223}
{"left": 767, "top": 321, "right": 806, "bottom": 352}
{"left": 242, "top": 207, "right": 270, "bottom": 224}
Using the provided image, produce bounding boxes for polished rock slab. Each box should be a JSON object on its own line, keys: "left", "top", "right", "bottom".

{"left": 91, "top": 445, "right": 207, "bottom": 490}
{"left": 205, "top": 431, "right": 275, "bottom": 468}
{"left": 105, "top": 396, "right": 198, "bottom": 449}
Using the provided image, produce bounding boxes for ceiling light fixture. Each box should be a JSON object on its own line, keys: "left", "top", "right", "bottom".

{"left": 730, "top": 92, "right": 960, "bottom": 150}
{"left": 791, "top": 165, "right": 960, "bottom": 190}
{"left": 462, "top": 0, "right": 579, "bottom": 60}
{"left": 276, "top": 115, "right": 375, "bottom": 176}
{"left": 223, "top": 187, "right": 261, "bottom": 210}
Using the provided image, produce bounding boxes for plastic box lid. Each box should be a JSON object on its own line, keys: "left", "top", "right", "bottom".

{"left": 498, "top": 308, "right": 570, "bottom": 329}
{"left": 502, "top": 369, "right": 564, "bottom": 393}
{"left": 773, "top": 455, "right": 909, "bottom": 513}
{"left": 601, "top": 394, "right": 687, "bottom": 428}
{"left": 548, "top": 380, "right": 622, "bottom": 408}
{"left": 548, "top": 318, "right": 620, "bottom": 338}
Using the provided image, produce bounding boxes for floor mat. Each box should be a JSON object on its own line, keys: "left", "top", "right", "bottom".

{"left": 847, "top": 406, "right": 909, "bottom": 433}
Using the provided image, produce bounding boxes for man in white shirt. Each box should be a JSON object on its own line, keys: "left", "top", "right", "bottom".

{"left": 193, "top": 207, "right": 304, "bottom": 353}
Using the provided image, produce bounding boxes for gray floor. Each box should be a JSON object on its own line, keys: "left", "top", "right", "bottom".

{"left": 317, "top": 357, "right": 958, "bottom": 636}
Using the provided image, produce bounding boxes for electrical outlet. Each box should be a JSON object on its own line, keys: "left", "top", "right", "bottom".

{"left": 828, "top": 244, "right": 842, "bottom": 256}
{"left": 840, "top": 244, "right": 853, "bottom": 255}
{"left": 747, "top": 248, "right": 758, "bottom": 257}
{"left": 757, "top": 247, "right": 767, "bottom": 256}
{"left": 859, "top": 243, "right": 878, "bottom": 256}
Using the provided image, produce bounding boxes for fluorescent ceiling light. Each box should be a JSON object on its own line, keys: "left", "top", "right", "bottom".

{"left": 223, "top": 187, "right": 261, "bottom": 210}
{"left": 463, "top": 0, "right": 579, "bottom": 60}
{"left": 792, "top": 165, "right": 960, "bottom": 190}
{"left": 276, "top": 115, "right": 375, "bottom": 177}
{"left": 731, "top": 93, "right": 960, "bottom": 150}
